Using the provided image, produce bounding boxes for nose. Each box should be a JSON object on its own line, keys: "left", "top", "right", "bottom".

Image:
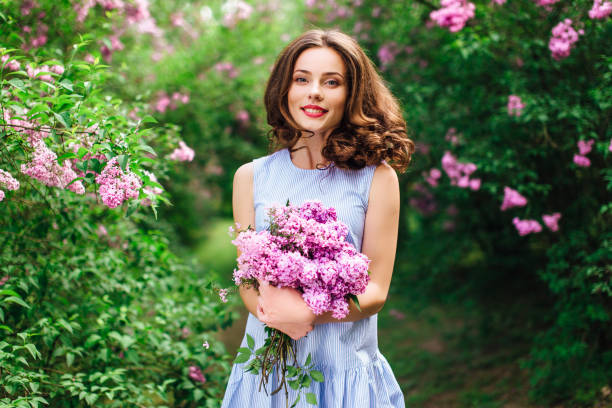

{"left": 308, "top": 82, "right": 322, "bottom": 101}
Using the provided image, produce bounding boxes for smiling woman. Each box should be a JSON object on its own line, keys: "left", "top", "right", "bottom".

{"left": 287, "top": 47, "right": 348, "bottom": 148}
{"left": 222, "top": 29, "right": 414, "bottom": 408}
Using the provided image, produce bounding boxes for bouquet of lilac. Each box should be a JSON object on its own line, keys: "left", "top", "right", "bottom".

{"left": 231, "top": 200, "right": 370, "bottom": 407}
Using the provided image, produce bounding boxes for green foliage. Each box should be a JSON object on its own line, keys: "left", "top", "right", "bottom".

{"left": 0, "top": 0, "right": 237, "bottom": 406}
{"left": 308, "top": 0, "right": 612, "bottom": 405}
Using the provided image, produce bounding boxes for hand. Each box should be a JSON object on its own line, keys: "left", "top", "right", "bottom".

{"left": 256, "top": 281, "right": 315, "bottom": 340}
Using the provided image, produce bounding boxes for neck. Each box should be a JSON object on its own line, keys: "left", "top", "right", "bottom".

{"left": 290, "top": 129, "right": 332, "bottom": 169}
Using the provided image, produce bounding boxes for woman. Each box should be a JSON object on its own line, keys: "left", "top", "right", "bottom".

{"left": 222, "top": 29, "right": 414, "bottom": 407}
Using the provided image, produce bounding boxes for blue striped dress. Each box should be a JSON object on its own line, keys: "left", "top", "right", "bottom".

{"left": 221, "top": 148, "right": 405, "bottom": 408}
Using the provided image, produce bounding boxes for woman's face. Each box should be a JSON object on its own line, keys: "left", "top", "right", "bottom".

{"left": 287, "top": 47, "right": 348, "bottom": 138}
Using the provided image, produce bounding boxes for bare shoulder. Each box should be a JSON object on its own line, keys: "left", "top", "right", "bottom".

{"left": 372, "top": 161, "right": 399, "bottom": 186}
{"left": 234, "top": 162, "right": 254, "bottom": 184}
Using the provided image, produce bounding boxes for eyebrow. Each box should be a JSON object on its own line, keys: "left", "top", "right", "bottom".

{"left": 294, "top": 69, "right": 344, "bottom": 78}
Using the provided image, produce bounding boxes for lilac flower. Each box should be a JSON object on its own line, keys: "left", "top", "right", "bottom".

{"left": 95, "top": 157, "right": 142, "bottom": 208}
{"left": 232, "top": 201, "right": 370, "bottom": 320}
{"left": 188, "top": 366, "right": 206, "bottom": 383}
{"left": 430, "top": 0, "right": 476, "bottom": 33}
{"left": 500, "top": 187, "right": 527, "bottom": 211}
{"left": 512, "top": 217, "right": 542, "bottom": 236}
{"left": 21, "top": 141, "right": 85, "bottom": 194}
{"left": 219, "top": 288, "right": 229, "bottom": 303}
{"left": 168, "top": 141, "right": 195, "bottom": 162}
{"left": 542, "top": 212, "right": 561, "bottom": 232}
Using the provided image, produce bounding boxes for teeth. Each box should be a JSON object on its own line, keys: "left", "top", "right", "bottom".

{"left": 304, "top": 108, "right": 325, "bottom": 113}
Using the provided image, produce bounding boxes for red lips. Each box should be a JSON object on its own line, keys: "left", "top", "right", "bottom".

{"left": 301, "top": 104, "right": 328, "bottom": 118}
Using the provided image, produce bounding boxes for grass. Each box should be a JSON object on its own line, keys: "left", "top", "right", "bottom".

{"left": 377, "top": 291, "right": 544, "bottom": 408}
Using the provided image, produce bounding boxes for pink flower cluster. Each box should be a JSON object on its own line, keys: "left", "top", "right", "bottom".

{"left": 377, "top": 43, "right": 399, "bottom": 67}
{"left": 95, "top": 157, "right": 142, "bottom": 208}
{"left": 141, "top": 170, "right": 163, "bottom": 206}
{"left": 215, "top": 62, "right": 239, "bottom": 79}
{"left": 232, "top": 201, "right": 370, "bottom": 319}
{"left": 19, "top": 6, "right": 48, "bottom": 50}
{"left": 445, "top": 127, "right": 459, "bottom": 145}
{"left": 75, "top": 0, "right": 124, "bottom": 23}
{"left": 512, "top": 217, "right": 542, "bottom": 236}
{"left": 1, "top": 55, "right": 21, "bottom": 71}
{"left": 500, "top": 186, "right": 527, "bottom": 211}
{"left": 101, "top": 35, "right": 125, "bottom": 63}
{"left": 589, "top": 0, "right": 612, "bottom": 19}
{"left": 2, "top": 110, "right": 50, "bottom": 145}
{"left": 573, "top": 139, "right": 595, "bottom": 167}
{"left": 424, "top": 168, "right": 442, "bottom": 187}
{"left": 188, "top": 366, "right": 206, "bottom": 383}
{"left": 221, "top": 0, "right": 253, "bottom": 28}
{"left": 513, "top": 213, "right": 561, "bottom": 236}
{"left": 441, "top": 151, "right": 481, "bottom": 190}
{"left": 502, "top": 187, "right": 562, "bottom": 235}
{"left": 430, "top": 0, "right": 476, "bottom": 33}
{"left": 153, "top": 91, "right": 189, "bottom": 113}
{"left": 25, "top": 64, "right": 64, "bottom": 83}
{"left": 21, "top": 141, "right": 85, "bottom": 194}
{"left": 168, "top": 141, "right": 195, "bottom": 162}
{"left": 0, "top": 169, "right": 20, "bottom": 202}
{"left": 549, "top": 19, "right": 583, "bottom": 61}
{"left": 409, "top": 183, "right": 437, "bottom": 215}
{"left": 507, "top": 95, "right": 525, "bottom": 116}
{"left": 534, "top": 0, "right": 560, "bottom": 6}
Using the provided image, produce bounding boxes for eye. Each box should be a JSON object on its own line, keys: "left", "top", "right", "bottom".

{"left": 294, "top": 77, "right": 307, "bottom": 83}
{"left": 325, "top": 79, "right": 340, "bottom": 86}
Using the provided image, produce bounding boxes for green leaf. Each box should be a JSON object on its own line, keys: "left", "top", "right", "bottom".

{"left": 310, "top": 370, "right": 324, "bottom": 383}
{"left": 30, "top": 382, "right": 39, "bottom": 393}
{"left": 25, "top": 343, "right": 40, "bottom": 359}
{"left": 66, "top": 352, "right": 74, "bottom": 367}
{"left": 84, "top": 393, "right": 98, "bottom": 405}
{"left": 0, "top": 325, "right": 13, "bottom": 333}
{"left": 53, "top": 111, "right": 69, "bottom": 128}
{"left": 85, "top": 334, "right": 101, "bottom": 348}
{"left": 350, "top": 294, "right": 361, "bottom": 312}
{"left": 57, "top": 152, "right": 78, "bottom": 164}
{"left": 234, "top": 352, "right": 250, "bottom": 364}
{"left": 305, "top": 353, "right": 312, "bottom": 366}
{"left": 135, "top": 144, "right": 157, "bottom": 156}
{"left": 288, "top": 379, "right": 300, "bottom": 390}
{"left": 0, "top": 289, "right": 20, "bottom": 297}
{"left": 116, "top": 154, "right": 128, "bottom": 172}
{"left": 58, "top": 319, "right": 73, "bottom": 334}
{"left": 300, "top": 375, "right": 311, "bottom": 388}
{"left": 8, "top": 78, "right": 25, "bottom": 91}
{"left": 306, "top": 392, "right": 317, "bottom": 405}
{"left": 247, "top": 334, "right": 255, "bottom": 349}
{"left": 59, "top": 79, "right": 73, "bottom": 91}
{"left": 237, "top": 347, "right": 251, "bottom": 355}
{"left": 77, "top": 147, "right": 89, "bottom": 159}
{"left": 4, "top": 296, "right": 30, "bottom": 309}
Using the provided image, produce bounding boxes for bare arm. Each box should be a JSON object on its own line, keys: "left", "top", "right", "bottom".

{"left": 232, "top": 162, "right": 259, "bottom": 316}
{"left": 314, "top": 162, "right": 400, "bottom": 324}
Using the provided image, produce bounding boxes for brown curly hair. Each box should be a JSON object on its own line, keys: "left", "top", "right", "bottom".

{"left": 264, "top": 29, "right": 414, "bottom": 173}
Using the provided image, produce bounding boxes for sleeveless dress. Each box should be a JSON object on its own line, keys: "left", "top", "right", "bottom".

{"left": 221, "top": 148, "right": 405, "bottom": 408}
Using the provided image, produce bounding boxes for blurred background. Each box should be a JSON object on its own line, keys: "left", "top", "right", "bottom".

{"left": 1, "top": 0, "right": 611, "bottom": 407}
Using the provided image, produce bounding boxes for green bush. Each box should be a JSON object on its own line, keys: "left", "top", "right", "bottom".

{"left": 1, "top": 1, "right": 235, "bottom": 406}
{"left": 305, "top": 0, "right": 611, "bottom": 404}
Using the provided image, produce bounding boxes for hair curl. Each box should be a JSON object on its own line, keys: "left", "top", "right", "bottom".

{"left": 264, "top": 29, "right": 414, "bottom": 173}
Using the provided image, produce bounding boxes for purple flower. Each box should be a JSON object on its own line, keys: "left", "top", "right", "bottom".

{"left": 232, "top": 201, "right": 370, "bottom": 320}
{"left": 188, "top": 366, "right": 206, "bottom": 383}
{"left": 500, "top": 187, "right": 527, "bottom": 211}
